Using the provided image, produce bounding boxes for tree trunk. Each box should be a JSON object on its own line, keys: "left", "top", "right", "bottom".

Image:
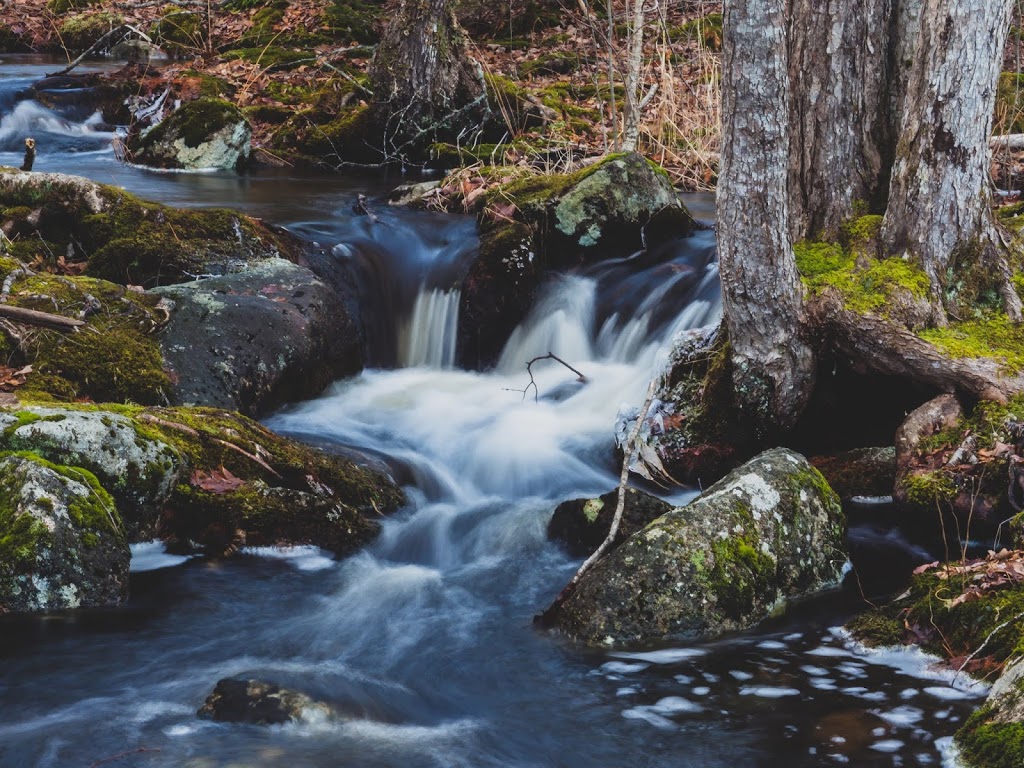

{"left": 881, "top": 0, "right": 1019, "bottom": 320}
{"left": 368, "top": 0, "right": 487, "bottom": 160}
{"left": 786, "top": 0, "right": 891, "bottom": 241}
{"left": 718, "top": 0, "right": 816, "bottom": 433}
{"left": 712, "top": 0, "right": 1019, "bottom": 436}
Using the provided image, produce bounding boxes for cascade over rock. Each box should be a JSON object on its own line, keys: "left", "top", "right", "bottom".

{"left": 459, "top": 153, "right": 696, "bottom": 368}
{"left": 552, "top": 448, "right": 846, "bottom": 646}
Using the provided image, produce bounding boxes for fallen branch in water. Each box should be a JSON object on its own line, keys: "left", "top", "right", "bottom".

{"left": 47, "top": 24, "right": 137, "bottom": 77}
{"left": 507, "top": 352, "right": 587, "bottom": 403}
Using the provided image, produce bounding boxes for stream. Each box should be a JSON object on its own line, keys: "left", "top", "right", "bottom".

{"left": 0, "top": 55, "right": 984, "bottom": 768}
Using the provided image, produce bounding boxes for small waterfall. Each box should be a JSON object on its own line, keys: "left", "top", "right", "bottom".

{"left": 397, "top": 287, "right": 461, "bottom": 369}
{"left": 496, "top": 275, "right": 597, "bottom": 373}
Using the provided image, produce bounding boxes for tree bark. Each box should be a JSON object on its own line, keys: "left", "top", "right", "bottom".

{"left": 368, "top": 0, "right": 487, "bottom": 159}
{"left": 719, "top": 0, "right": 816, "bottom": 433}
{"left": 786, "top": 0, "right": 892, "bottom": 241}
{"left": 881, "top": 0, "right": 1018, "bottom": 319}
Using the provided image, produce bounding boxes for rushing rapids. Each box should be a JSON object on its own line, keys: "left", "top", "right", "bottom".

{"left": 0, "top": 55, "right": 983, "bottom": 768}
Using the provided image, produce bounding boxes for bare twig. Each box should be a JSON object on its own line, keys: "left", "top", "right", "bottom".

{"left": 47, "top": 24, "right": 133, "bottom": 77}
{"left": 507, "top": 353, "right": 587, "bottom": 403}
{"left": 953, "top": 609, "right": 1024, "bottom": 684}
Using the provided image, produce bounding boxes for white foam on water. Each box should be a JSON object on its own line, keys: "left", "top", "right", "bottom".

{"left": 241, "top": 545, "right": 336, "bottom": 571}
{"left": 612, "top": 648, "right": 707, "bottom": 664}
{"left": 129, "top": 541, "right": 193, "bottom": 572}
{"left": 924, "top": 687, "right": 975, "bottom": 701}
{"left": 756, "top": 640, "right": 787, "bottom": 650}
{"left": 600, "top": 661, "right": 650, "bottom": 675}
{"left": 621, "top": 707, "right": 677, "bottom": 730}
{"left": 739, "top": 686, "right": 801, "bottom": 698}
{"left": 691, "top": 686, "right": 710, "bottom": 696}
{"left": 809, "top": 678, "right": 838, "bottom": 691}
{"left": 729, "top": 670, "right": 753, "bottom": 681}
{"left": 870, "top": 739, "right": 904, "bottom": 753}
{"left": 649, "top": 696, "right": 702, "bottom": 714}
{"left": 801, "top": 665, "right": 829, "bottom": 676}
{"left": 876, "top": 705, "right": 924, "bottom": 726}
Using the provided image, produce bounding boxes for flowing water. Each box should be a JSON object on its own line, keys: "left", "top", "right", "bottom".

{"left": 0, "top": 55, "right": 984, "bottom": 767}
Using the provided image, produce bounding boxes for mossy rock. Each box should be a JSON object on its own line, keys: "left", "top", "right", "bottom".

{"left": 956, "top": 658, "right": 1024, "bottom": 768}
{"left": 0, "top": 452, "right": 129, "bottom": 614}
{"left": 322, "top": 0, "right": 384, "bottom": 44}
{"left": 0, "top": 169, "right": 296, "bottom": 288}
{"left": 270, "top": 104, "right": 380, "bottom": 168}
{"left": 221, "top": 46, "right": 315, "bottom": 71}
{"left": 154, "top": 258, "right": 362, "bottom": 417}
{"left": 548, "top": 487, "right": 672, "bottom": 558}
{"left": 0, "top": 406, "right": 182, "bottom": 539}
{"left": 810, "top": 447, "right": 896, "bottom": 501}
{"left": 0, "top": 23, "right": 33, "bottom": 53}
{"left": 46, "top": 0, "right": 99, "bottom": 13}
{"left": 151, "top": 9, "right": 205, "bottom": 58}
{"left": 520, "top": 51, "right": 581, "bottom": 77}
{"left": 550, "top": 448, "right": 846, "bottom": 646}
{"left": 130, "top": 97, "right": 251, "bottom": 171}
{"left": 670, "top": 12, "right": 723, "bottom": 51}
{"left": 57, "top": 11, "right": 124, "bottom": 53}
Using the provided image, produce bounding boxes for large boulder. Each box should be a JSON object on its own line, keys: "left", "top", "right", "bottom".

{"left": 129, "top": 97, "right": 251, "bottom": 171}
{"left": 0, "top": 407, "right": 182, "bottom": 540}
{"left": 0, "top": 170, "right": 297, "bottom": 288}
{"left": 0, "top": 453, "right": 129, "bottom": 614}
{"left": 548, "top": 487, "right": 672, "bottom": 558}
{"left": 458, "top": 153, "right": 695, "bottom": 367}
{"left": 0, "top": 404, "right": 404, "bottom": 558}
{"left": 551, "top": 448, "right": 846, "bottom": 646}
{"left": 154, "top": 259, "right": 362, "bottom": 416}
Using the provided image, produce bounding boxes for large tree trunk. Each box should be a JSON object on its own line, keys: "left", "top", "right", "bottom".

{"left": 718, "top": 0, "right": 816, "bottom": 433}
{"left": 881, "top": 0, "right": 1021, "bottom": 321}
{"left": 715, "top": 0, "right": 1019, "bottom": 434}
{"left": 368, "top": 0, "right": 487, "bottom": 160}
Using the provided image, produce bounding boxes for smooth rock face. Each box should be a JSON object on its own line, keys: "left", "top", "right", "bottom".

{"left": 131, "top": 97, "right": 251, "bottom": 170}
{"left": 548, "top": 487, "right": 672, "bottom": 558}
{"left": 553, "top": 448, "right": 846, "bottom": 646}
{"left": 155, "top": 259, "right": 362, "bottom": 417}
{"left": 0, "top": 454, "right": 129, "bottom": 614}
{"left": 198, "top": 678, "right": 333, "bottom": 725}
{"left": 0, "top": 407, "right": 182, "bottom": 540}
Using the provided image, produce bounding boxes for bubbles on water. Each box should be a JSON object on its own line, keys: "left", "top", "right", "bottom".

{"left": 241, "top": 545, "right": 336, "bottom": 571}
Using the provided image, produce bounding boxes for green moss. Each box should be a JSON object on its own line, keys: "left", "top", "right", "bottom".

{"left": 996, "top": 72, "right": 1024, "bottom": 135}
{"left": 921, "top": 316, "right": 1024, "bottom": 372}
{"left": 902, "top": 469, "right": 959, "bottom": 507}
{"left": 136, "top": 97, "right": 245, "bottom": 151}
{"left": 236, "top": 0, "right": 287, "bottom": 46}
{"left": 58, "top": 11, "right": 124, "bottom": 52}
{"left": 709, "top": 526, "right": 776, "bottom": 616}
{"left": 794, "top": 235, "right": 929, "bottom": 315}
{"left": 957, "top": 706, "right": 1024, "bottom": 768}
{"left": 846, "top": 610, "right": 904, "bottom": 647}
{"left": 520, "top": 51, "right": 581, "bottom": 77}
{"left": 323, "top": 0, "right": 383, "bottom": 44}
{"left": 177, "top": 70, "right": 234, "bottom": 99}
{"left": 151, "top": 9, "right": 205, "bottom": 57}
{"left": 46, "top": 0, "right": 99, "bottom": 14}
{"left": 222, "top": 46, "right": 315, "bottom": 70}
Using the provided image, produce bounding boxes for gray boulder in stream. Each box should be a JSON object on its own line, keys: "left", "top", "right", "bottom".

{"left": 0, "top": 453, "right": 129, "bottom": 614}
{"left": 553, "top": 448, "right": 846, "bottom": 646}
{"left": 154, "top": 258, "right": 362, "bottom": 416}
{"left": 199, "top": 678, "right": 334, "bottom": 725}
{"left": 130, "top": 97, "right": 251, "bottom": 171}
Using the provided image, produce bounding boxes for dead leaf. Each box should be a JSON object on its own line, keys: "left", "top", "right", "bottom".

{"left": 190, "top": 466, "right": 246, "bottom": 494}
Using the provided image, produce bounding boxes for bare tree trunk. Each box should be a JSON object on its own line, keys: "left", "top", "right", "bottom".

{"left": 368, "top": 0, "right": 487, "bottom": 159}
{"left": 786, "top": 0, "right": 892, "bottom": 240}
{"left": 718, "top": 0, "right": 816, "bottom": 433}
{"left": 620, "top": 0, "right": 648, "bottom": 153}
{"left": 881, "top": 0, "right": 1020, "bottom": 320}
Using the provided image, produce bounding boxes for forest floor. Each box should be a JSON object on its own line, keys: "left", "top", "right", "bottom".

{"left": 0, "top": 0, "right": 1022, "bottom": 189}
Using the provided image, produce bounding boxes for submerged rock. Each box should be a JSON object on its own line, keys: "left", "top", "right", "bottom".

{"left": 811, "top": 447, "right": 896, "bottom": 501}
{"left": 154, "top": 258, "right": 361, "bottom": 416}
{"left": 0, "top": 453, "right": 129, "bottom": 614}
{"left": 130, "top": 97, "right": 251, "bottom": 171}
{"left": 198, "top": 678, "right": 333, "bottom": 725}
{"left": 552, "top": 448, "right": 846, "bottom": 646}
{"left": 548, "top": 487, "right": 672, "bottom": 558}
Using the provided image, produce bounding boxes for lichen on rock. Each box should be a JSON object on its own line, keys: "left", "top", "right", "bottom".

{"left": 130, "top": 97, "right": 251, "bottom": 171}
{"left": 0, "top": 452, "right": 129, "bottom": 614}
{"left": 551, "top": 448, "right": 846, "bottom": 646}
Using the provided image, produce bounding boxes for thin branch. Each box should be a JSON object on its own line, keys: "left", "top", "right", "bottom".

{"left": 506, "top": 352, "right": 587, "bottom": 402}
{"left": 47, "top": 24, "right": 132, "bottom": 77}
{"left": 953, "top": 609, "right": 1024, "bottom": 684}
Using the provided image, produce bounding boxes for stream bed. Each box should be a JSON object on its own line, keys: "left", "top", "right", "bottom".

{"left": 0, "top": 54, "right": 983, "bottom": 768}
